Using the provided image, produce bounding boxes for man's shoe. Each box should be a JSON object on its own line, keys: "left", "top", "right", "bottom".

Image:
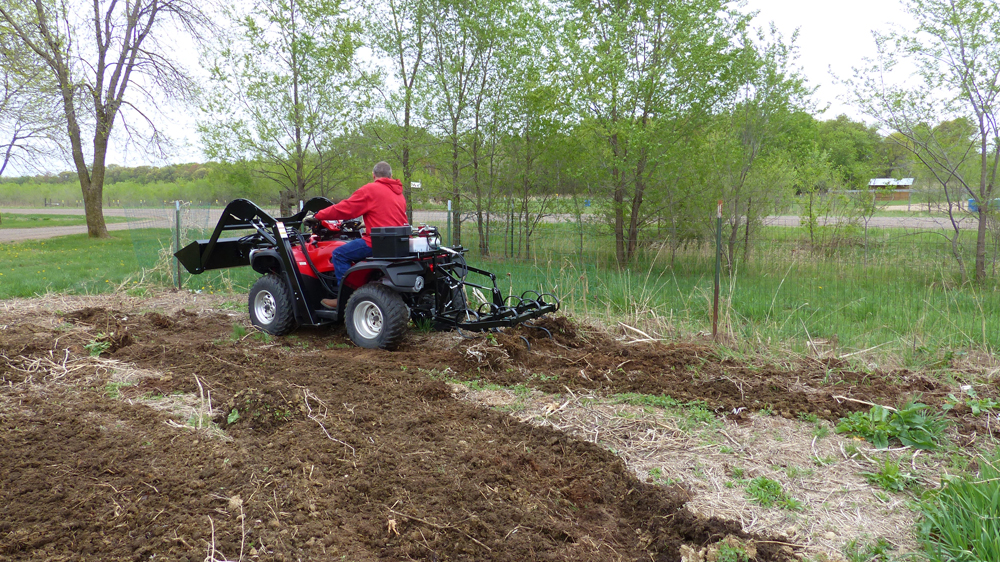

{"left": 321, "top": 298, "right": 338, "bottom": 309}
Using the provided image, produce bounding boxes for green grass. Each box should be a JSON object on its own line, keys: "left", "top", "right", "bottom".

{"left": 611, "top": 393, "right": 719, "bottom": 431}
{"left": 843, "top": 536, "right": 895, "bottom": 562}
{"left": 742, "top": 476, "right": 804, "bottom": 510}
{"left": 0, "top": 231, "right": 257, "bottom": 299}
{"left": 861, "top": 457, "right": 920, "bottom": 492}
{"left": 456, "top": 220, "right": 1000, "bottom": 362}
{"left": 917, "top": 451, "right": 1000, "bottom": 562}
{"left": 0, "top": 213, "right": 131, "bottom": 229}
{"left": 3, "top": 216, "right": 999, "bottom": 364}
{"left": 0, "top": 233, "right": 143, "bottom": 297}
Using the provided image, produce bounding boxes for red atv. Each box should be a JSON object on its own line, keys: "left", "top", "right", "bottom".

{"left": 175, "top": 198, "right": 559, "bottom": 350}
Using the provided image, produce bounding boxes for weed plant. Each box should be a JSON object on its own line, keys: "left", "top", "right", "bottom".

{"left": 835, "top": 401, "right": 948, "bottom": 450}
{"left": 860, "top": 457, "right": 920, "bottom": 492}
{"left": 742, "top": 476, "right": 803, "bottom": 510}
{"left": 942, "top": 388, "right": 999, "bottom": 415}
{"left": 843, "top": 536, "right": 895, "bottom": 562}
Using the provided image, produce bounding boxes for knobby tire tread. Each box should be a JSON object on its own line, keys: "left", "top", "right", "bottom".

{"left": 346, "top": 283, "right": 409, "bottom": 350}
{"left": 249, "top": 274, "right": 297, "bottom": 336}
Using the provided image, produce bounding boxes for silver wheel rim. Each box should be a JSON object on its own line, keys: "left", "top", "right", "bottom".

{"left": 353, "top": 301, "right": 383, "bottom": 340}
{"left": 253, "top": 290, "right": 276, "bottom": 325}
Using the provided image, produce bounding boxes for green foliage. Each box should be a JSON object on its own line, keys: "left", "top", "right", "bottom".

{"left": 227, "top": 408, "right": 240, "bottom": 424}
{"left": 104, "top": 381, "right": 135, "bottom": 398}
{"left": 943, "top": 388, "right": 999, "bottom": 416}
{"left": 843, "top": 536, "right": 895, "bottom": 562}
{"left": 715, "top": 543, "right": 750, "bottom": 562}
{"left": 85, "top": 335, "right": 112, "bottom": 357}
{"left": 230, "top": 324, "right": 247, "bottom": 341}
{"left": 200, "top": 0, "right": 364, "bottom": 205}
{"left": 861, "top": 457, "right": 920, "bottom": 492}
{"left": 849, "top": 0, "right": 1000, "bottom": 283}
{"left": 917, "top": 452, "right": 1000, "bottom": 562}
{"left": 744, "top": 476, "right": 803, "bottom": 510}
{"left": 835, "top": 401, "right": 948, "bottom": 450}
{"left": 611, "top": 393, "right": 718, "bottom": 431}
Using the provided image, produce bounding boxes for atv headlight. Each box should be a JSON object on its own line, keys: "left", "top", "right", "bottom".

{"left": 414, "top": 275, "right": 425, "bottom": 292}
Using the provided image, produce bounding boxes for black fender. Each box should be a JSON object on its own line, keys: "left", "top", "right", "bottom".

{"left": 343, "top": 259, "right": 426, "bottom": 293}
{"left": 250, "top": 248, "right": 284, "bottom": 275}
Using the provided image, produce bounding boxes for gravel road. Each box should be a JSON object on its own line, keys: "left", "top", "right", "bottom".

{"left": 0, "top": 206, "right": 980, "bottom": 243}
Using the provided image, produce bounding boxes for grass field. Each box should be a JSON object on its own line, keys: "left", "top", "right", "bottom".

{"left": 2, "top": 218, "right": 997, "bottom": 369}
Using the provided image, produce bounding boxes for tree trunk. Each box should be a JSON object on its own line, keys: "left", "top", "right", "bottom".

{"left": 402, "top": 81, "right": 415, "bottom": 224}
{"left": 450, "top": 121, "right": 461, "bottom": 247}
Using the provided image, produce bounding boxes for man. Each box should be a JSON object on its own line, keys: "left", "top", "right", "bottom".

{"left": 306, "top": 161, "right": 407, "bottom": 309}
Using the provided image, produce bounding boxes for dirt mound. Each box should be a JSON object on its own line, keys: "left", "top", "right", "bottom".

{"left": 0, "top": 299, "right": 984, "bottom": 561}
{"left": 0, "top": 302, "right": 807, "bottom": 561}
{"left": 452, "top": 318, "right": 967, "bottom": 422}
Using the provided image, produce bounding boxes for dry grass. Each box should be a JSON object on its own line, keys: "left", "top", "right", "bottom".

{"left": 453, "top": 384, "right": 952, "bottom": 561}
{"left": 0, "top": 289, "right": 235, "bottom": 439}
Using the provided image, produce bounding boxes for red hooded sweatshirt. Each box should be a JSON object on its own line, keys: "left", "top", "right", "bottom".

{"left": 314, "top": 177, "right": 407, "bottom": 246}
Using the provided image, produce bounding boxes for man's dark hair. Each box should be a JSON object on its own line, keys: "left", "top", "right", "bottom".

{"left": 373, "top": 161, "right": 392, "bottom": 178}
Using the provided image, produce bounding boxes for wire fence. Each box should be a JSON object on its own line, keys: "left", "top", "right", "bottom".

{"left": 117, "top": 202, "right": 1000, "bottom": 286}
{"left": 117, "top": 202, "right": 1000, "bottom": 351}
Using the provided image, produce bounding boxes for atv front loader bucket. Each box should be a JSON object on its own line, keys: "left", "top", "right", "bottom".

{"left": 174, "top": 198, "right": 331, "bottom": 274}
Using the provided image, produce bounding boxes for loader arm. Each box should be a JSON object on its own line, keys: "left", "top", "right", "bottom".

{"left": 174, "top": 197, "right": 333, "bottom": 274}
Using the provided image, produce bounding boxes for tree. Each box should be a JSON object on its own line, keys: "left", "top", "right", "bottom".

{"left": 199, "top": 0, "right": 361, "bottom": 215}
{"left": 709, "top": 26, "right": 811, "bottom": 266}
{"left": 0, "top": 34, "right": 62, "bottom": 177}
{"left": 851, "top": 0, "right": 1000, "bottom": 282}
{"left": 815, "top": 115, "right": 887, "bottom": 188}
{"left": 366, "top": 0, "right": 430, "bottom": 224}
{"left": 561, "top": 0, "right": 749, "bottom": 267}
{"left": 425, "top": 0, "right": 513, "bottom": 247}
{"left": 1, "top": 0, "right": 212, "bottom": 237}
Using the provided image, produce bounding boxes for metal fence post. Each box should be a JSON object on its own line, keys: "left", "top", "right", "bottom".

{"left": 174, "top": 201, "right": 181, "bottom": 289}
{"left": 713, "top": 200, "right": 722, "bottom": 341}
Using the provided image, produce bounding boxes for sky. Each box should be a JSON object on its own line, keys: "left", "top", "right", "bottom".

{"left": 746, "top": 0, "right": 913, "bottom": 119}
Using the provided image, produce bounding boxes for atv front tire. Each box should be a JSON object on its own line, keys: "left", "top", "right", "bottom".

{"left": 345, "top": 283, "right": 408, "bottom": 350}
{"left": 249, "top": 274, "right": 297, "bottom": 336}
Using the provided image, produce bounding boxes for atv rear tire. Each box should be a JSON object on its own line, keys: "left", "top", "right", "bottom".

{"left": 249, "top": 274, "right": 297, "bottom": 336}
{"left": 345, "top": 283, "right": 408, "bottom": 350}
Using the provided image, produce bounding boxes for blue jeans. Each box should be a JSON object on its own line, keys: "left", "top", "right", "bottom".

{"left": 332, "top": 238, "right": 372, "bottom": 286}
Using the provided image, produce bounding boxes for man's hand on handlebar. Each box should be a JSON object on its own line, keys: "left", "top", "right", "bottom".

{"left": 302, "top": 214, "right": 321, "bottom": 230}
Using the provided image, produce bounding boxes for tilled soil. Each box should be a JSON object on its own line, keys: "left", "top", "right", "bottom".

{"left": 0, "top": 295, "right": 990, "bottom": 561}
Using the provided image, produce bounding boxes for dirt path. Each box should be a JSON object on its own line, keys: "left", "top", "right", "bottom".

{"left": 1, "top": 207, "right": 979, "bottom": 243}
